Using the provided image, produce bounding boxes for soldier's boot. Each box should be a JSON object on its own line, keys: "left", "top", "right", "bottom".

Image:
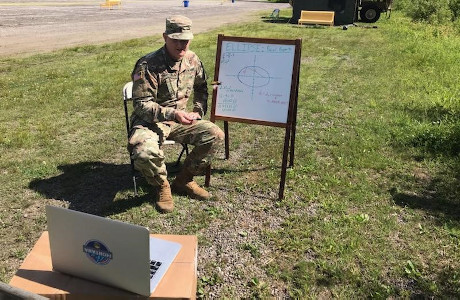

{"left": 172, "top": 169, "right": 210, "bottom": 200}
{"left": 156, "top": 180, "right": 174, "bottom": 213}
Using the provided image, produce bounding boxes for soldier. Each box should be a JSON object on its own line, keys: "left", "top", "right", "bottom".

{"left": 128, "top": 15, "right": 224, "bottom": 213}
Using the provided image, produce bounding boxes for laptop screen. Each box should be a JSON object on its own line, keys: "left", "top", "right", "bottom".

{"left": 46, "top": 205, "right": 181, "bottom": 296}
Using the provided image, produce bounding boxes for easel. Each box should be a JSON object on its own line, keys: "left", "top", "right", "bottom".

{"left": 205, "top": 35, "right": 302, "bottom": 200}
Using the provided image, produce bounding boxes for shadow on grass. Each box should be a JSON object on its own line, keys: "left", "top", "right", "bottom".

{"left": 402, "top": 103, "right": 460, "bottom": 156}
{"left": 392, "top": 104, "right": 460, "bottom": 221}
{"left": 28, "top": 160, "right": 266, "bottom": 216}
{"left": 391, "top": 175, "right": 460, "bottom": 221}
{"left": 260, "top": 17, "right": 291, "bottom": 24}
{"left": 28, "top": 161, "right": 153, "bottom": 216}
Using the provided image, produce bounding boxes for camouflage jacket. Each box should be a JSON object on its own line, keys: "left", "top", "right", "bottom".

{"left": 130, "top": 46, "right": 208, "bottom": 128}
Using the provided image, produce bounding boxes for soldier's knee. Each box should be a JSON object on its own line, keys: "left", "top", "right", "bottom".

{"left": 132, "top": 144, "right": 164, "bottom": 164}
{"left": 136, "top": 149, "right": 152, "bottom": 162}
{"left": 211, "top": 125, "right": 225, "bottom": 143}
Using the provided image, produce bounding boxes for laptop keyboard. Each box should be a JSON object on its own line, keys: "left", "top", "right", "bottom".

{"left": 150, "top": 260, "right": 162, "bottom": 278}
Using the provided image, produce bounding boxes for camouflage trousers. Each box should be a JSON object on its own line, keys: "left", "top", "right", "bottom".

{"left": 127, "top": 120, "right": 224, "bottom": 186}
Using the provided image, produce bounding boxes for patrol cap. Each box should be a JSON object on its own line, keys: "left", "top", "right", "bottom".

{"left": 165, "top": 15, "right": 194, "bottom": 40}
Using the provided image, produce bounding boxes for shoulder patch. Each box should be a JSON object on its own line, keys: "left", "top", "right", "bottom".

{"left": 133, "top": 61, "right": 147, "bottom": 82}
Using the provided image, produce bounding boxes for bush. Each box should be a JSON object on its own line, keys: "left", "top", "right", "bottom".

{"left": 392, "top": 0, "right": 410, "bottom": 11}
{"left": 450, "top": 0, "right": 460, "bottom": 19}
{"left": 406, "top": 0, "right": 453, "bottom": 24}
{"left": 453, "top": 18, "right": 460, "bottom": 34}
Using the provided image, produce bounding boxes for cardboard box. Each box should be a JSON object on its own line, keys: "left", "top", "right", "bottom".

{"left": 9, "top": 231, "right": 197, "bottom": 299}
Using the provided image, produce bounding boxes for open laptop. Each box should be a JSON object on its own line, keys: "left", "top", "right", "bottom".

{"left": 45, "top": 205, "right": 181, "bottom": 297}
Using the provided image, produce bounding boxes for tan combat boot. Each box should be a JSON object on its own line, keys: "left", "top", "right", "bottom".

{"left": 156, "top": 180, "right": 174, "bottom": 213}
{"left": 172, "top": 169, "right": 210, "bottom": 200}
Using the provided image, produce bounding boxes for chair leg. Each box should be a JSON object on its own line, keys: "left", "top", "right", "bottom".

{"left": 132, "top": 175, "right": 138, "bottom": 196}
{"left": 175, "top": 143, "right": 189, "bottom": 166}
{"left": 129, "top": 158, "right": 138, "bottom": 196}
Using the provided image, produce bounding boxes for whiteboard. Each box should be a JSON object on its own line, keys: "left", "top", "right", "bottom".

{"left": 213, "top": 38, "right": 297, "bottom": 125}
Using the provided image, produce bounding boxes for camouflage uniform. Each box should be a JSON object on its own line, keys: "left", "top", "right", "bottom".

{"left": 128, "top": 46, "right": 224, "bottom": 187}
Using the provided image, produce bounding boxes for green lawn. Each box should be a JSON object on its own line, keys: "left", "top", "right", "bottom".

{"left": 1, "top": 10, "right": 459, "bottom": 298}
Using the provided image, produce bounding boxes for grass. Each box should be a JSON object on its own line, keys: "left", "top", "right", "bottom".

{"left": 1, "top": 9, "right": 460, "bottom": 298}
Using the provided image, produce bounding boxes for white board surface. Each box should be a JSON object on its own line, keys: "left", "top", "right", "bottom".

{"left": 215, "top": 40, "right": 296, "bottom": 124}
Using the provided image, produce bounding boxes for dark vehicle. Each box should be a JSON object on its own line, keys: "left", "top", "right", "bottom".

{"left": 358, "top": 0, "right": 393, "bottom": 23}
{"left": 289, "top": 0, "right": 392, "bottom": 25}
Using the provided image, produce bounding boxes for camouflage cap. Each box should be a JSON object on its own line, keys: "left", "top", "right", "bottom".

{"left": 165, "top": 15, "right": 194, "bottom": 40}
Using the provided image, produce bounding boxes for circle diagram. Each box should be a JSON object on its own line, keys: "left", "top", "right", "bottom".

{"left": 237, "top": 66, "right": 270, "bottom": 88}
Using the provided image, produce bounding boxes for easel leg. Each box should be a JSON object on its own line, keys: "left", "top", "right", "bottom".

{"left": 205, "top": 165, "right": 211, "bottom": 187}
{"left": 224, "top": 121, "right": 229, "bottom": 159}
{"left": 205, "top": 121, "right": 228, "bottom": 187}
{"left": 289, "top": 106, "right": 297, "bottom": 168}
{"left": 279, "top": 124, "right": 292, "bottom": 200}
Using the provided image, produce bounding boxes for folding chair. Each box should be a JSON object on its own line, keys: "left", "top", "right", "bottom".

{"left": 123, "top": 82, "right": 189, "bottom": 195}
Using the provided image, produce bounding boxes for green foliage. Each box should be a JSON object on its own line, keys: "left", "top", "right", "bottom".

{"left": 451, "top": 0, "right": 460, "bottom": 18}
{"left": 396, "top": 0, "right": 460, "bottom": 25}
{"left": 406, "top": 0, "right": 453, "bottom": 24}
{"left": 404, "top": 260, "right": 422, "bottom": 279}
{"left": 392, "top": 0, "right": 410, "bottom": 10}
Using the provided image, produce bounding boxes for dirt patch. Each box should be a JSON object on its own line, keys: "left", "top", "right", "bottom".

{"left": 0, "top": 0, "right": 290, "bottom": 57}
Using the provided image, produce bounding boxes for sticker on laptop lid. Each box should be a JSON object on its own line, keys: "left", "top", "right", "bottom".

{"left": 83, "top": 240, "right": 113, "bottom": 265}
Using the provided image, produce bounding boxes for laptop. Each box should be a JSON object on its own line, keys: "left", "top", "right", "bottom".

{"left": 45, "top": 205, "right": 182, "bottom": 297}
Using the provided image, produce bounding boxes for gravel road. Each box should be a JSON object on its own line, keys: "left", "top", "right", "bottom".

{"left": 0, "top": 0, "right": 290, "bottom": 56}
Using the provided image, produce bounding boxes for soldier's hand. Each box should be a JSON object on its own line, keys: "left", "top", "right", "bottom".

{"left": 175, "top": 111, "right": 199, "bottom": 125}
{"left": 188, "top": 112, "right": 201, "bottom": 121}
